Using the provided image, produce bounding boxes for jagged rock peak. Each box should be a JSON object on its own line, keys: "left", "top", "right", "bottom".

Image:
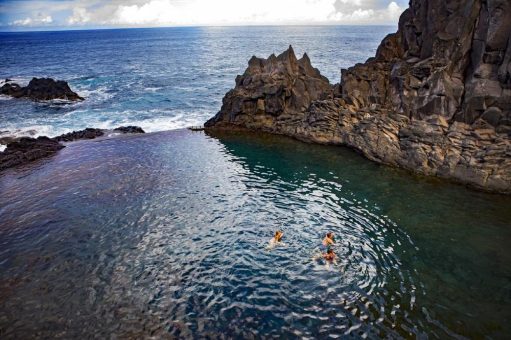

{"left": 243, "top": 45, "right": 327, "bottom": 81}
{"left": 206, "top": 46, "right": 332, "bottom": 129}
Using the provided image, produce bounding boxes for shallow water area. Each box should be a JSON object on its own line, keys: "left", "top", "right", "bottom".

{"left": 0, "top": 130, "right": 510, "bottom": 338}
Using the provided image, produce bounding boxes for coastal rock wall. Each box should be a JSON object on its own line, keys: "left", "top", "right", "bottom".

{"left": 205, "top": 0, "right": 511, "bottom": 194}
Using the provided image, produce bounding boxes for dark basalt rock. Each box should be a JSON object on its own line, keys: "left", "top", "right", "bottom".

{"left": 205, "top": 45, "right": 332, "bottom": 129}
{"left": 0, "top": 125, "right": 145, "bottom": 171}
{"left": 0, "top": 137, "right": 64, "bottom": 171}
{"left": 53, "top": 128, "right": 104, "bottom": 142}
{"left": 0, "top": 77, "right": 84, "bottom": 101}
{"left": 205, "top": 0, "right": 511, "bottom": 194}
{"left": 113, "top": 126, "right": 145, "bottom": 134}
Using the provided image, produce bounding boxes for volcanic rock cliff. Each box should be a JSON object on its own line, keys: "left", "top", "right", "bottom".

{"left": 205, "top": 0, "right": 511, "bottom": 194}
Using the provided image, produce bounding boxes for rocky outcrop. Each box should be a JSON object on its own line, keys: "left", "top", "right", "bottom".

{"left": 1, "top": 78, "right": 84, "bottom": 101}
{"left": 205, "top": 0, "right": 511, "bottom": 194}
{"left": 52, "top": 126, "right": 145, "bottom": 143}
{"left": 53, "top": 128, "right": 104, "bottom": 142}
{"left": 0, "top": 126, "right": 145, "bottom": 171}
{"left": 114, "top": 126, "right": 145, "bottom": 134}
{"left": 0, "top": 137, "right": 64, "bottom": 171}
{"left": 206, "top": 46, "right": 332, "bottom": 130}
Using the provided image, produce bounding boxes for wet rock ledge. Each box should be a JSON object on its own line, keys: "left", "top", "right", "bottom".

{"left": 0, "top": 127, "right": 145, "bottom": 171}
{"left": 205, "top": 0, "right": 511, "bottom": 194}
{"left": 1, "top": 77, "right": 83, "bottom": 101}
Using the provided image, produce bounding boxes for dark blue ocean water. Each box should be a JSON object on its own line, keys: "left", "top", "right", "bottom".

{"left": 0, "top": 26, "right": 394, "bottom": 139}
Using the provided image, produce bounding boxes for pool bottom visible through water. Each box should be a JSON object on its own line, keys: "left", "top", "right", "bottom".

{"left": 0, "top": 129, "right": 510, "bottom": 338}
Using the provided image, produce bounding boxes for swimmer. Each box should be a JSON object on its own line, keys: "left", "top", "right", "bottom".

{"left": 322, "top": 248, "right": 338, "bottom": 269}
{"left": 319, "top": 232, "right": 335, "bottom": 253}
{"left": 312, "top": 248, "right": 338, "bottom": 269}
{"left": 322, "top": 248, "right": 336, "bottom": 262}
{"left": 267, "top": 230, "right": 284, "bottom": 249}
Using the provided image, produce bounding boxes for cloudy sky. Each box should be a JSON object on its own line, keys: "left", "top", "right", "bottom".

{"left": 0, "top": 0, "right": 408, "bottom": 31}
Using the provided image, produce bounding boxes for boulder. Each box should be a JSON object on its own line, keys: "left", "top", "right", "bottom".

{"left": 0, "top": 77, "right": 84, "bottom": 101}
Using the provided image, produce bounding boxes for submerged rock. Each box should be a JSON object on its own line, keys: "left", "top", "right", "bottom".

{"left": 0, "top": 77, "right": 84, "bottom": 101}
{"left": 205, "top": 0, "right": 511, "bottom": 194}
{"left": 0, "top": 137, "right": 64, "bottom": 171}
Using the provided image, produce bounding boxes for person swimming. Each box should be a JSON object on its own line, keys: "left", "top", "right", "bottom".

{"left": 322, "top": 248, "right": 336, "bottom": 262}
{"left": 319, "top": 232, "right": 335, "bottom": 252}
{"left": 267, "top": 230, "right": 284, "bottom": 249}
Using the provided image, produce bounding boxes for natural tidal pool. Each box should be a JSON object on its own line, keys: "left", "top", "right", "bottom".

{"left": 0, "top": 130, "right": 510, "bottom": 338}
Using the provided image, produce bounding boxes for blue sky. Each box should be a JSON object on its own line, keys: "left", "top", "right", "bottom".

{"left": 0, "top": 0, "right": 408, "bottom": 31}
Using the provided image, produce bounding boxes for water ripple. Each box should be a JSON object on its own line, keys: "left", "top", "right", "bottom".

{"left": 0, "top": 131, "right": 510, "bottom": 338}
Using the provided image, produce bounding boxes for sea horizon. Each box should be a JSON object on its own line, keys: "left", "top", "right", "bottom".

{"left": 0, "top": 23, "right": 397, "bottom": 33}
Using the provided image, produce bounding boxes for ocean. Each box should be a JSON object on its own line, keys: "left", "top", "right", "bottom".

{"left": 0, "top": 26, "right": 394, "bottom": 138}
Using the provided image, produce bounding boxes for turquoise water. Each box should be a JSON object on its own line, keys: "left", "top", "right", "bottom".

{"left": 1, "top": 130, "right": 510, "bottom": 338}
{"left": 0, "top": 26, "right": 394, "bottom": 138}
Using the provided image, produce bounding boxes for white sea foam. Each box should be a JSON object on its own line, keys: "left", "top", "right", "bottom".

{"left": 2, "top": 77, "right": 31, "bottom": 86}
{"left": 0, "top": 145, "right": 6, "bottom": 152}
{"left": 2, "top": 105, "right": 208, "bottom": 141}
{"left": 74, "top": 85, "right": 113, "bottom": 102}
{"left": 144, "top": 87, "right": 162, "bottom": 92}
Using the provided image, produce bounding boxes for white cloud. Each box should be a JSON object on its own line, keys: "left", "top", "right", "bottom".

{"left": 67, "top": 8, "right": 92, "bottom": 25}
{"left": 330, "top": 0, "right": 403, "bottom": 23}
{"left": 40, "top": 15, "right": 53, "bottom": 24}
{"left": 10, "top": 15, "right": 53, "bottom": 26}
{"left": 7, "top": 0, "right": 406, "bottom": 27}
{"left": 110, "top": 0, "right": 339, "bottom": 26}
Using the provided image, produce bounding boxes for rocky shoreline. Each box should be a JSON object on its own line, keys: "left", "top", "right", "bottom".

{"left": 0, "top": 126, "right": 145, "bottom": 171}
{"left": 205, "top": 0, "right": 511, "bottom": 194}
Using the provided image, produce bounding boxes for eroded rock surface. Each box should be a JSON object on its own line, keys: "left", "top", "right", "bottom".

{"left": 0, "top": 126, "right": 145, "bottom": 171}
{"left": 206, "top": 46, "right": 332, "bottom": 130}
{"left": 53, "top": 128, "right": 105, "bottom": 142}
{"left": 205, "top": 0, "right": 511, "bottom": 194}
{"left": 114, "top": 126, "right": 145, "bottom": 134}
{"left": 0, "top": 137, "right": 64, "bottom": 171}
{"left": 1, "top": 78, "right": 84, "bottom": 101}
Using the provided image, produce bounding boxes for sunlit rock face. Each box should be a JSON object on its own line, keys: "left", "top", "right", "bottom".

{"left": 206, "top": 0, "right": 511, "bottom": 194}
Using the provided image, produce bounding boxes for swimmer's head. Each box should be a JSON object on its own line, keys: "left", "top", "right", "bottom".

{"left": 275, "top": 230, "right": 283, "bottom": 241}
{"left": 326, "top": 232, "right": 334, "bottom": 239}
